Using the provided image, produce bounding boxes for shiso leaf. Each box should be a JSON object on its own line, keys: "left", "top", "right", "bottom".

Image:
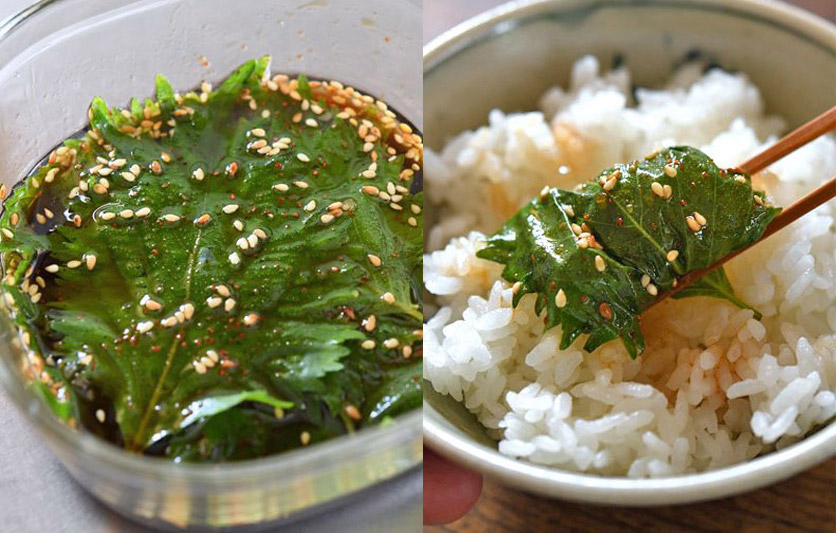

{"left": 0, "top": 58, "right": 422, "bottom": 460}
{"left": 477, "top": 146, "right": 780, "bottom": 358}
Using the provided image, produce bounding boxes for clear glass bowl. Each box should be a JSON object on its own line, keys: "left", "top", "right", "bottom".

{"left": 0, "top": 0, "right": 422, "bottom": 529}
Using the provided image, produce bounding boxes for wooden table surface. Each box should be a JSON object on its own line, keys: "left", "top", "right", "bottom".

{"left": 427, "top": 458, "right": 836, "bottom": 532}
{"left": 423, "top": 0, "right": 836, "bottom": 531}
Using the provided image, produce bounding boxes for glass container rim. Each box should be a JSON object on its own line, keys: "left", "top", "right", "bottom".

{"left": 0, "top": 0, "right": 423, "bottom": 484}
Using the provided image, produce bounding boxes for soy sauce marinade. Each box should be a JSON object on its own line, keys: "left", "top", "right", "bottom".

{"left": 0, "top": 58, "right": 423, "bottom": 461}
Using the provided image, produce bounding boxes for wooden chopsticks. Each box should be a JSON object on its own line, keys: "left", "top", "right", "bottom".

{"left": 655, "top": 106, "right": 836, "bottom": 304}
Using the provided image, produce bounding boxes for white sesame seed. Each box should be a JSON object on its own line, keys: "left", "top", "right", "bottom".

{"left": 362, "top": 185, "right": 379, "bottom": 196}
{"left": 130, "top": 164, "right": 141, "bottom": 176}
{"left": 96, "top": 409, "right": 106, "bottom": 423}
{"left": 407, "top": 217, "right": 418, "bottom": 227}
{"left": 250, "top": 128, "right": 266, "bottom": 137}
{"left": 192, "top": 168, "right": 205, "bottom": 181}
{"left": 664, "top": 165, "right": 677, "bottom": 178}
{"left": 321, "top": 214, "right": 335, "bottom": 224}
{"left": 207, "top": 296, "right": 223, "bottom": 308}
{"left": 45, "top": 264, "right": 59, "bottom": 273}
{"left": 555, "top": 289, "right": 567, "bottom": 308}
{"left": 389, "top": 203, "right": 403, "bottom": 211}
{"left": 97, "top": 167, "right": 113, "bottom": 176}
{"left": 67, "top": 260, "right": 81, "bottom": 269}
{"left": 647, "top": 283, "right": 658, "bottom": 296}
{"left": 36, "top": 214, "right": 47, "bottom": 224}
{"left": 686, "top": 216, "right": 701, "bottom": 232}
{"left": 243, "top": 313, "right": 259, "bottom": 326}
{"left": 304, "top": 200, "right": 317, "bottom": 212}
{"left": 382, "top": 292, "right": 396, "bottom": 304}
{"left": 383, "top": 338, "right": 399, "bottom": 349}
{"left": 182, "top": 303, "right": 195, "bottom": 320}
{"left": 135, "top": 207, "right": 151, "bottom": 218}
{"left": 666, "top": 250, "right": 679, "bottom": 262}
{"left": 161, "top": 316, "right": 178, "bottom": 328}
{"left": 595, "top": 255, "right": 606, "bottom": 272}
{"left": 247, "top": 234, "right": 258, "bottom": 248}
{"left": 305, "top": 118, "right": 318, "bottom": 128}
{"left": 361, "top": 340, "right": 376, "bottom": 350}
{"left": 121, "top": 171, "right": 137, "bottom": 182}
{"left": 273, "top": 183, "right": 289, "bottom": 192}
{"left": 210, "top": 287, "right": 229, "bottom": 300}
{"left": 163, "top": 214, "right": 180, "bottom": 223}
{"left": 224, "top": 298, "right": 236, "bottom": 312}
{"left": 253, "top": 228, "right": 267, "bottom": 240}
{"left": 735, "top": 176, "right": 747, "bottom": 184}
{"left": 641, "top": 274, "right": 650, "bottom": 288}
{"left": 206, "top": 349, "right": 219, "bottom": 363}
{"left": 651, "top": 181, "right": 664, "bottom": 197}
{"left": 194, "top": 362, "right": 207, "bottom": 375}
{"left": 300, "top": 431, "right": 311, "bottom": 445}
{"left": 85, "top": 254, "right": 97, "bottom": 271}
{"left": 236, "top": 237, "right": 249, "bottom": 250}
{"left": 136, "top": 321, "right": 154, "bottom": 334}
{"left": 222, "top": 204, "right": 239, "bottom": 214}
{"left": 120, "top": 209, "right": 134, "bottom": 219}
{"left": 233, "top": 220, "right": 245, "bottom": 231}
{"left": 363, "top": 142, "right": 374, "bottom": 152}
{"left": 297, "top": 153, "right": 310, "bottom": 163}
{"left": 410, "top": 204, "right": 421, "bottom": 214}
{"left": 663, "top": 184, "right": 673, "bottom": 199}
{"left": 199, "top": 356, "right": 213, "bottom": 367}
{"left": 694, "top": 211, "right": 707, "bottom": 226}
{"left": 367, "top": 254, "right": 382, "bottom": 267}
{"left": 229, "top": 252, "right": 240, "bottom": 265}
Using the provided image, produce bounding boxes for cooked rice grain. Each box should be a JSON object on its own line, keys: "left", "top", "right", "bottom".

{"left": 424, "top": 56, "right": 836, "bottom": 477}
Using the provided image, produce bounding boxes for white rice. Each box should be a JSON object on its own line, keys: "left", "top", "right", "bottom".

{"left": 424, "top": 56, "right": 836, "bottom": 477}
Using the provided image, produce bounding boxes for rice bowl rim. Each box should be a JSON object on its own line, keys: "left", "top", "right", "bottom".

{"left": 422, "top": 0, "right": 836, "bottom": 505}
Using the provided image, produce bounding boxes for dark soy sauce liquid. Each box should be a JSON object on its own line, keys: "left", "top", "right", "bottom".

{"left": 5, "top": 78, "right": 422, "bottom": 457}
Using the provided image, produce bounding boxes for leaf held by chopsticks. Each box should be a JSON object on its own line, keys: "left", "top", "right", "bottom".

{"left": 477, "top": 146, "right": 780, "bottom": 358}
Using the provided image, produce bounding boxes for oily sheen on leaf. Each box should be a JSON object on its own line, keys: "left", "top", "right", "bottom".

{"left": 477, "top": 146, "right": 780, "bottom": 358}
{"left": 0, "top": 58, "right": 423, "bottom": 459}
